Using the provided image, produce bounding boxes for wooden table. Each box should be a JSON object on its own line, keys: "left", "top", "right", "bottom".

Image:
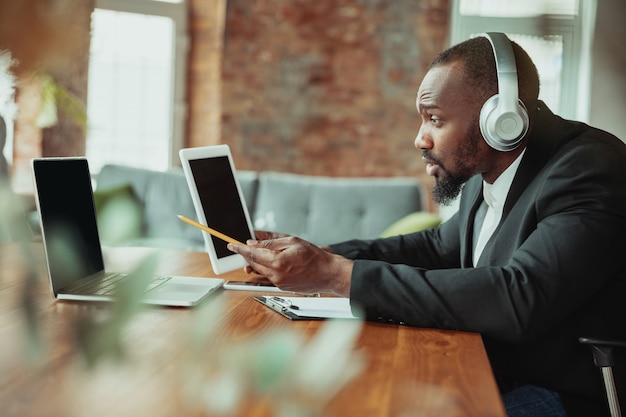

{"left": 0, "top": 243, "right": 506, "bottom": 417}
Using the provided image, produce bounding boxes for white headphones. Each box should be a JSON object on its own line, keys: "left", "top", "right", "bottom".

{"left": 479, "top": 32, "right": 529, "bottom": 152}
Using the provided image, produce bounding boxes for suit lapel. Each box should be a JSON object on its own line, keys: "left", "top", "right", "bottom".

{"left": 502, "top": 102, "right": 561, "bottom": 220}
{"left": 460, "top": 177, "right": 484, "bottom": 268}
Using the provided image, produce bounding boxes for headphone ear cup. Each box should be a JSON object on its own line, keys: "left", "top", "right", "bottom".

{"left": 479, "top": 94, "right": 529, "bottom": 152}
{"left": 480, "top": 94, "right": 501, "bottom": 149}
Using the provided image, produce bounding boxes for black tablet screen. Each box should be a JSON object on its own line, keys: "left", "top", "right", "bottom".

{"left": 188, "top": 156, "right": 250, "bottom": 258}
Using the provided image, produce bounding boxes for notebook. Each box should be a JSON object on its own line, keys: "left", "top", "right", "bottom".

{"left": 31, "top": 157, "right": 224, "bottom": 307}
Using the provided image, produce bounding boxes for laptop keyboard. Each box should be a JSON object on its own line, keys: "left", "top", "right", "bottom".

{"left": 64, "top": 272, "right": 172, "bottom": 296}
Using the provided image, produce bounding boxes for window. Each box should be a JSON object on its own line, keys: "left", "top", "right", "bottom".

{"left": 86, "top": 0, "right": 188, "bottom": 173}
{"left": 450, "top": 0, "right": 597, "bottom": 121}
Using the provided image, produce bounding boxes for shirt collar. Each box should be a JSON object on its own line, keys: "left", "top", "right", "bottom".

{"left": 482, "top": 148, "right": 526, "bottom": 211}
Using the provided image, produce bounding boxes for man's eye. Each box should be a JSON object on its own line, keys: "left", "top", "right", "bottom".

{"left": 430, "top": 115, "right": 442, "bottom": 125}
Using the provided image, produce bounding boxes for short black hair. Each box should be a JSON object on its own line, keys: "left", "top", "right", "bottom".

{"left": 430, "top": 35, "right": 540, "bottom": 115}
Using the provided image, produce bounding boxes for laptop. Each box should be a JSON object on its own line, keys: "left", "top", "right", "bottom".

{"left": 31, "top": 157, "right": 224, "bottom": 307}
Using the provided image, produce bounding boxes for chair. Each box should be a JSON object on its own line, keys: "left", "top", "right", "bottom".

{"left": 579, "top": 337, "right": 626, "bottom": 417}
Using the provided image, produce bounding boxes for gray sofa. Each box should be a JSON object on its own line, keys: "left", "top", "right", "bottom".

{"left": 95, "top": 164, "right": 439, "bottom": 250}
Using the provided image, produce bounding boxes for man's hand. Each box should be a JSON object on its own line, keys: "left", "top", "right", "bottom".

{"left": 227, "top": 236, "right": 353, "bottom": 297}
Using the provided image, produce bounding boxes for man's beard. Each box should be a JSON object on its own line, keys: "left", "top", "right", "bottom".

{"left": 432, "top": 171, "right": 468, "bottom": 206}
{"left": 429, "top": 122, "right": 482, "bottom": 206}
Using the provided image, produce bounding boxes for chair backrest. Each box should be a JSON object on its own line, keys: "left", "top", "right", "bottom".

{"left": 579, "top": 337, "right": 626, "bottom": 417}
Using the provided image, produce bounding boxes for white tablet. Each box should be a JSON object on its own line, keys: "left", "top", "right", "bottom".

{"left": 179, "top": 145, "right": 255, "bottom": 274}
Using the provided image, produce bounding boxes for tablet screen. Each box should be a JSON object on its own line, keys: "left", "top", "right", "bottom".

{"left": 188, "top": 155, "right": 251, "bottom": 259}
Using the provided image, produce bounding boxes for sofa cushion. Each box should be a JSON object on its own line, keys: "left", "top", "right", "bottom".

{"left": 253, "top": 172, "right": 425, "bottom": 245}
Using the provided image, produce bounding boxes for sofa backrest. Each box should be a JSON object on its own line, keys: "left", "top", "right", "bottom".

{"left": 252, "top": 172, "right": 425, "bottom": 246}
{"left": 96, "top": 165, "right": 427, "bottom": 249}
{"left": 96, "top": 164, "right": 259, "bottom": 249}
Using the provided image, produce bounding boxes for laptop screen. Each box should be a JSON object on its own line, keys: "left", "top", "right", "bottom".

{"left": 32, "top": 158, "right": 105, "bottom": 294}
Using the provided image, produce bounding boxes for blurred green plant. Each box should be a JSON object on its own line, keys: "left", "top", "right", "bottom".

{"left": 2, "top": 43, "right": 366, "bottom": 405}
{"left": 3, "top": 184, "right": 367, "bottom": 413}
{"left": 74, "top": 253, "right": 158, "bottom": 367}
{"left": 0, "top": 177, "right": 160, "bottom": 366}
{"left": 185, "top": 301, "right": 366, "bottom": 417}
{"left": 0, "top": 180, "right": 44, "bottom": 361}
{"left": 2, "top": 3, "right": 363, "bottom": 413}
{"left": 36, "top": 72, "right": 87, "bottom": 132}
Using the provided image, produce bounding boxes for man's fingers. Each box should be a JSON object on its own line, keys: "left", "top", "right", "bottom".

{"left": 255, "top": 236, "right": 300, "bottom": 251}
{"left": 227, "top": 242, "right": 244, "bottom": 254}
{"left": 228, "top": 242, "right": 274, "bottom": 269}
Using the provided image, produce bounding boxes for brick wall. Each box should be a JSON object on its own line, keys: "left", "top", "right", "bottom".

{"left": 215, "top": 0, "right": 450, "bottom": 189}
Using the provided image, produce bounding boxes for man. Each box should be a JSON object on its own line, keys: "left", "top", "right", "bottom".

{"left": 228, "top": 34, "right": 626, "bottom": 417}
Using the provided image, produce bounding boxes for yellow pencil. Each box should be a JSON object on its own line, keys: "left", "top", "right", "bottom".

{"left": 177, "top": 215, "right": 244, "bottom": 245}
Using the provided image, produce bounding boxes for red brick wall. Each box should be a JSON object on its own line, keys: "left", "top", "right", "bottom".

{"left": 187, "top": 0, "right": 226, "bottom": 149}
{"left": 216, "top": 0, "right": 450, "bottom": 185}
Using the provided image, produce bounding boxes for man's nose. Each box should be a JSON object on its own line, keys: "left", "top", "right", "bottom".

{"left": 414, "top": 125, "right": 431, "bottom": 150}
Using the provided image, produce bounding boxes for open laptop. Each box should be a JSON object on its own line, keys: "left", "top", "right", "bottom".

{"left": 31, "top": 157, "right": 224, "bottom": 307}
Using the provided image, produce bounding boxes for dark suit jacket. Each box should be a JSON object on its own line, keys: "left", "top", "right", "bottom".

{"left": 330, "top": 102, "right": 626, "bottom": 416}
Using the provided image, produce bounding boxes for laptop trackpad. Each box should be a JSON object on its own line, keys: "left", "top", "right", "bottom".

{"left": 144, "top": 276, "right": 223, "bottom": 306}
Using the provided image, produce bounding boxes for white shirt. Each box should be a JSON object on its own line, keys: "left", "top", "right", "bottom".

{"left": 473, "top": 149, "right": 526, "bottom": 266}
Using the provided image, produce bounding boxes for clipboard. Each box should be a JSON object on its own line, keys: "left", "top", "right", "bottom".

{"left": 254, "top": 296, "right": 358, "bottom": 320}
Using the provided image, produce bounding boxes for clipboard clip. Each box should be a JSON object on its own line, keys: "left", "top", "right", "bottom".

{"left": 267, "top": 296, "right": 299, "bottom": 311}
